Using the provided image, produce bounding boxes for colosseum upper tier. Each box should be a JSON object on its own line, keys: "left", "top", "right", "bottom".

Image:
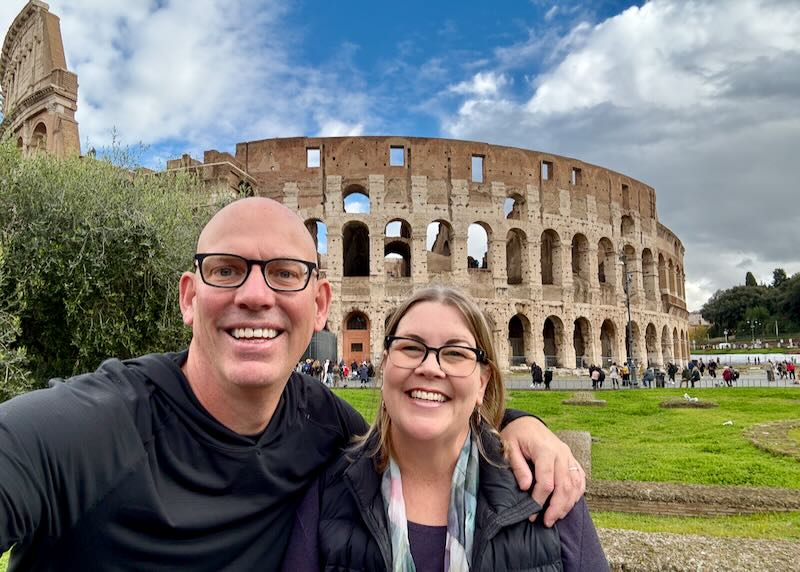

{"left": 176, "top": 135, "right": 689, "bottom": 372}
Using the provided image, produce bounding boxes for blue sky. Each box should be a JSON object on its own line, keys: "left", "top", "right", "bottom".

{"left": 2, "top": 0, "right": 799, "bottom": 311}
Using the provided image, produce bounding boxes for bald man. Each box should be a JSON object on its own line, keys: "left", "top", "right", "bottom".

{"left": 0, "top": 198, "right": 585, "bottom": 571}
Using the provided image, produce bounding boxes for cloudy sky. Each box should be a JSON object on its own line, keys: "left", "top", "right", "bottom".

{"left": 2, "top": 0, "right": 798, "bottom": 311}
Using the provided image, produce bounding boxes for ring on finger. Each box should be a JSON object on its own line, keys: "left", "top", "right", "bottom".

{"left": 568, "top": 466, "right": 580, "bottom": 472}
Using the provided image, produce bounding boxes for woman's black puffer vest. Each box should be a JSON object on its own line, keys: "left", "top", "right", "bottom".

{"left": 316, "top": 430, "right": 564, "bottom": 571}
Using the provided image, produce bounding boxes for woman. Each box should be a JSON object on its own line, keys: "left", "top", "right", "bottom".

{"left": 283, "top": 287, "right": 607, "bottom": 571}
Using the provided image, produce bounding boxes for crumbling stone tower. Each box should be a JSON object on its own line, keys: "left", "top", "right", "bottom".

{"left": 0, "top": 0, "right": 80, "bottom": 157}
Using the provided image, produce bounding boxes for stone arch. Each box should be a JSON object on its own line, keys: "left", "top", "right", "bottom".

{"left": 681, "top": 329, "right": 688, "bottom": 363}
{"left": 600, "top": 319, "right": 617, "bottom": 367}
{"left": 597, "top": 238, "right": 615, "bottom": 285}
{"left": 571, "top": 233, "right": 590, "bottom": 303}
{"left": 622, "top": 244, "right": 638, "bottom": 301}
{"left": 673, "top": 327, "right": 681, "bottom": 365}
{"left": 31, "top": 122, "right": 47, "bottom": 151}
{"left": 658, "top": 253, "right": 667, "bottom": 291}
{"left": 304, "top": 218, "right": 328, "bottom": 270}
{"left": 508, "top": 314, "right": 532, "bottom": 366}
{"left": 342, "top": 221, "right": 370, "bottom": 276}
{"left": 384, "top": 219, "right": 412, "bottom": 278}
{"left": 540, "top": 229, "right": 562, "bottom": 285}
{"left": 625, "top": 321, "right": 643, "bottom": 369}
{"left": 676, "top": 265, "right": 684, "bottom": 299}
{"left": 642, "top": 248, "right": 657, "bottom": 301}
{"left": 506, "top": 228, "right": 527, "bottom": 285}
{"left": 668, "top": 259, "right": 676, "bottom": 294}
{"left": 504, "top": 192, "right": 525, "bottom": 220}
{"left": 467, "top": 222, "right": 490, "bottom": 270}
{"left": 343, "top": 184, "right": 370, "bottom": 214}
{"left": 621, "top": 215, "right": 635, "bottom": 238}
{"left": 427, "top": 220, "right": 453, "bottom": 272}
{"left": 384, "top": 240, "right": 410, "bottom": 278}
{"left": 661, "top": 325, "right": 673, "bottom": 364}
{"left": 343, "top": 310, "right": 370, "bottom": 364}
{"left": 573, "top": 317, "right": 593, "bottom": 368}
{"left": 385, "top": 219, "right": 412, "bottom": 239}
{"left": 542, "top": 316, "right": 565, "bottom": 368}
{"left": 645, "top": 323, "right": 658, "bottom": 367}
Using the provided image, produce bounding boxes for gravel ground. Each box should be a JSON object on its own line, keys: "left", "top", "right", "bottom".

{"left": 599, "top": 528, "right": 800, "bottom": 571}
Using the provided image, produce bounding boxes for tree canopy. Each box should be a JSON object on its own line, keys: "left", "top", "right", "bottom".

{"left": 0, "top": 141, "right": 215, "bottom": 398}
{"left": 701, "top": 269, "right": 800, "bottom": 338}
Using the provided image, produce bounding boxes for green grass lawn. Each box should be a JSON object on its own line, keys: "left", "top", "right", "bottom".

{"left": 335, "top": 387, "right": 800, "bottom": 488}
{"left": 0, "top": 553, "right": 6, "bottom": 571}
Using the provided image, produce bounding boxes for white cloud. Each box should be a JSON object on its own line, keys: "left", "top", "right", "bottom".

{"left": 442, "top": 0, "right": 800, "bottom": 308}
{"left": 449, "top": 71, "right": 510, "bottom": 97}
{"left": 1, "top": 0, "right": 374, "bottom": 157}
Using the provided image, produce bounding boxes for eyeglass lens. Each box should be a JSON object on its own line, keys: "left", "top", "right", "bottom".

{"left": 199, "top": 254, "right": 311, "bottom": 290}
{"left": 388, "top": 338, "right": 478, "bottom": 376}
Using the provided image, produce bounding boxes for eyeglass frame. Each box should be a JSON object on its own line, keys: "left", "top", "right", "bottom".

{"left": 383, "top": 335, "right": 488, "bottom": 377}
{"left": 193, "top": 253, "right": 319, "bottom": 292}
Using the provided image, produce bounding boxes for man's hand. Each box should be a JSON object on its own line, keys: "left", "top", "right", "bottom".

{"left": 500, "top": 416, "right": 586, "bottom": 527}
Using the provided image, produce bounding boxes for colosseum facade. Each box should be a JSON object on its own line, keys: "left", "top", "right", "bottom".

{"left": 178, "top": 136, "right": 689, "bottom": 373}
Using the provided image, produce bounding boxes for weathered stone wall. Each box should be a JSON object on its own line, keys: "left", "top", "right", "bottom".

{"left": 230, "top": 136, "right": 689, "bottom": 371}
{"left": 0, "top": 0, "right": 80, "bottom": 157}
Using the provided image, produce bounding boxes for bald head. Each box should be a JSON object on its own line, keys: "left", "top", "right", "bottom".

{"left": 197, "top": 197, "right": 317, "bottom": 260}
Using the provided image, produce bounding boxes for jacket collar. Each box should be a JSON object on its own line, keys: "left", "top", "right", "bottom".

{"left": 342, "top": 429, "right": 541, "bottom": 529}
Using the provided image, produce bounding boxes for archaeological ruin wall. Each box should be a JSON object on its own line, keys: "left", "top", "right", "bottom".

{"left": 219, "top": 136, "right": 689, "bottom": 371}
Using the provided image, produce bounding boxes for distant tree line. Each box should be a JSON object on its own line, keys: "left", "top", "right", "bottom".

{"left": 0, "top": 141, "right": 216, "bottom": 402}
{"left": 701, "top": 269, "right": 800, "bottom": 339}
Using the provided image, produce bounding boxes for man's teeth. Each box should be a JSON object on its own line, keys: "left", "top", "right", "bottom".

{"left": 231, "top": 327, "right": 279, "bottom": 339}
{"left": 409, "top": 390, "right": 447, "bottom": 402}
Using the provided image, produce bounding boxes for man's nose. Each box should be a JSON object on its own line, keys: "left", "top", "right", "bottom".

{"left": 235, "top": 265, "right": 276, "bottom": 307}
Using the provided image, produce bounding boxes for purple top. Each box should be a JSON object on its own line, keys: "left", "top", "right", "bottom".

{"left": 407, "top": 521, "right": 446, "bottom": 572}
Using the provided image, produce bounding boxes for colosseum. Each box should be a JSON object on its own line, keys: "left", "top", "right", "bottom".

{"left": 2, "top": 2, "right": 689, "bottom": 373}
{"left": 170, "top": 136, "right": 690, "bottom": 373}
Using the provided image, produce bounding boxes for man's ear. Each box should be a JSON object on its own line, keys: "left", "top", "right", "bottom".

{"left": 179, "top": 271, "right": 197, "bottom": 326}
{"left": 313, "top": 277, "right": 333, "bottom": 332}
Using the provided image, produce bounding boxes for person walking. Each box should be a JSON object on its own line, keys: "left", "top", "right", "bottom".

{"left": 530, "top": 361, "right": 543, "bottom": 388}
{"left": 609, "top": 362, "right": 620, "bottom": 389}
{"left": 544, "top": 367, "right": 553, "bottom": 390}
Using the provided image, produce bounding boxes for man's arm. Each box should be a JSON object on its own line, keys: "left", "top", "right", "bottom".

{"left": 500, "top": 413, "right": 586, "bottom": 528}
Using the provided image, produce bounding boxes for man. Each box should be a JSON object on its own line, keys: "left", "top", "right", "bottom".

{"left": 0, "top": 198, "right": 585, "bottom": 571}
{"left": 530, "top": 360, "right": 543, "bottom": 388}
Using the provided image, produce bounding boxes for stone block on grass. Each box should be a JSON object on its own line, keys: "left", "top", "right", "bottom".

{"left": 660, "top": 398, "right": 718, "bottom": 408}
{"left": 562, "top": 391, "right": 607, "bottom": 406}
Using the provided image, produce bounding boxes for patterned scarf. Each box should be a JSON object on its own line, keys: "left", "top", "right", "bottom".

{"left": 381, "top": 432, "right": 479, "bottom": 571}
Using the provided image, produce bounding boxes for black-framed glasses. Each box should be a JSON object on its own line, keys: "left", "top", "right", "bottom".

{"left": 194, "top": 253, "right": 318, "bottom": 292}
{"left": 384, "top": 335, "right": 487, "bottom": 377}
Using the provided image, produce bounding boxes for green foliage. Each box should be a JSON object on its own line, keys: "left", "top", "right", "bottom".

{"left": 0, "top": 247, "right": 36, "bottom": 401}
{"left": 701, "top": 285, "right": 769, "bottom": 333}
{"left": 701, "top": 269, "right": 800, "bottom": 336}
{"left": 745, "top": 271, "right": 758, "bottom": 287}
{"left": 0, "top": 141, "right": 212, "bottom": 387}
{"left": 773, "top": 268, "right": 788, "bottom": 288}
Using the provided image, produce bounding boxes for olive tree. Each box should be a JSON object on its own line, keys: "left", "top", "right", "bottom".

{"left": 0, "top": 141, "right": 216, "bottom": 391}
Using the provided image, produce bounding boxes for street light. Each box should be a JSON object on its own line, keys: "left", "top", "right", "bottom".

{"left": 724, "top": 329, "right": 729, "bottom": 343}
{"left": 746, "top": 319, "right": 761, "bottom": 343}
{"left": 619, "top": 251, "right": 637, "bottom": 387}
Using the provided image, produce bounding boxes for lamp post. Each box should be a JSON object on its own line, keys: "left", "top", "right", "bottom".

{"left": 746, "top": 319, "right": 761, "bottom": 343}
{"left": 724, "top": 329, "right": 728, "bottom": 343}
{"left": 619, "top": 251, "right": 637, "bottom": 387}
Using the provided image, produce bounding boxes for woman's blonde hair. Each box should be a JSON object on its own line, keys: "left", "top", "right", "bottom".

{"left": 354, "top": 286, "right": 505, "bottom": 471}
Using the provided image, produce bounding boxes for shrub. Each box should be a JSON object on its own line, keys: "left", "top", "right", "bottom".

{"left": 0, "top": 141, "right": 214, "bottom": 390}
